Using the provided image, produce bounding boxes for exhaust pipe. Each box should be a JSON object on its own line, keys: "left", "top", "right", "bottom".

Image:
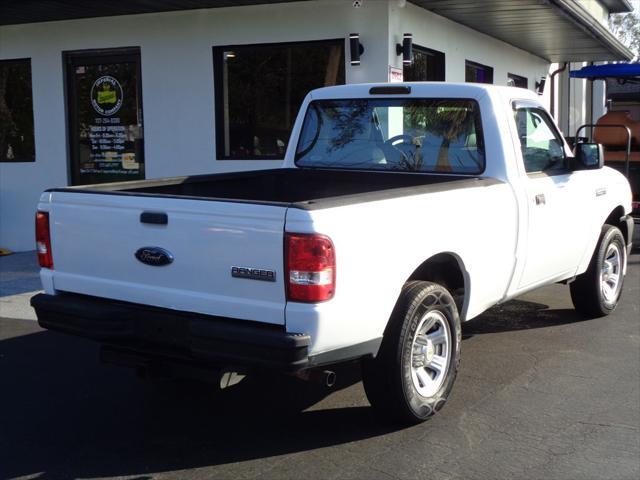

{"left": 322, "top": 370, "right": 336, "bottom": 388}
{"left": 295, "top": 369, "right": 337, "bottom": 387}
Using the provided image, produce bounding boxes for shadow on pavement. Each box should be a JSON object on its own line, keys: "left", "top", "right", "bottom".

{"left": 0, "top": 328, "right": 391, "bottom": 479}
{"left": 0, "top": 297, "right": 597, "bottom": 479}
{"left": 462, "top": 299, "right": 592, "bottom": 338}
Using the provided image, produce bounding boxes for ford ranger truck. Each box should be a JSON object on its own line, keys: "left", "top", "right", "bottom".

{"left": 31, "top": 83, "right": 634, "bottom": 424}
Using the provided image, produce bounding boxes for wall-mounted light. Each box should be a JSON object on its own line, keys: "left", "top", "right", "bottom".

{"left": 535, "top": 76, "right": 546, "bottom": 95}
{"left": 350, "top": 33, "right": 365, "bottom": 66}
{"left": 396, "top": 33, "right": 413, "bottom": 66}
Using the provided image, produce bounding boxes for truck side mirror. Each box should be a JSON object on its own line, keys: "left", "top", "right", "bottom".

{"left": 572, "top": 143, "right": 604, "bottom": 170}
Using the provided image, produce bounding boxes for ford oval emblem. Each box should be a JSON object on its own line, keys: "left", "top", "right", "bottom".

{"left": 135, "top": 247, "right": 174, "bottom": 267}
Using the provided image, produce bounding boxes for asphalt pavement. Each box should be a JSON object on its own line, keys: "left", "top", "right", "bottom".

{"left": 0, "top": 252, "right": 639, "bottom": 480}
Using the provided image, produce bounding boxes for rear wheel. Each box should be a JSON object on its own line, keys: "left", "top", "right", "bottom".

{"left": 570, "top": 224, "right": 626, "bottom": 317}
{"left": 362, "top": 281, "right": 461, "bottom": 424}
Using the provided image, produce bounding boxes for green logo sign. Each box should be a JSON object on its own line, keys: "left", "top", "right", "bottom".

{"left": 91, "top": 76, "right": 123, "bottom": 116}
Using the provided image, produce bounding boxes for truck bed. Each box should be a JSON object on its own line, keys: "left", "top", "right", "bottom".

{"left": 40, "top": 167, "right": 496, "bottom": 326}
{"left": 50, "top": 168, "right": 488, "bottom": 209}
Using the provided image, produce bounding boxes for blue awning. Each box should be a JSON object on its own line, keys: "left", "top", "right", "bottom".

{"left": 570, "top": 63, "right": 640, "bottom": 79}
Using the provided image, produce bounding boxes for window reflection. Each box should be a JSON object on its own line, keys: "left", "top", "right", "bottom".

{"left": 0, "top": 59, "right": 35, "bottom": 162}
{"left": 215, "top": 40, "right": 345, "bottom": 160}
{"left": 296, "top": 99, "right": 485, "bottom": 174}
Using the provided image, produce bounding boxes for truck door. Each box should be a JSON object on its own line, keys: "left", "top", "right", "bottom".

{"left": 513, "top": 103, "right": 592, "bottom": 289}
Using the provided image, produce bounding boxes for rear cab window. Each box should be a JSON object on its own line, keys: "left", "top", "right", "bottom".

{"left": 295, "top": 98, "right": 485, "bottom": 174}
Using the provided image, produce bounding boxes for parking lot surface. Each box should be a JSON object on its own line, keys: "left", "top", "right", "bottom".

{"left": 1, "top": 253, "right": 639, "bottom": 480}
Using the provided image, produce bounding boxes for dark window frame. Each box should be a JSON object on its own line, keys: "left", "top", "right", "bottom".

{"left": 63, "top": 47, "right": 144, "bottom": 186}
{"left": 212, "top": 38, "right": 346, "bottom": 161}
{"left": 465, "top": 60, "right": 494, "bottom": 84}
{"left": 508, "top": 73, "right": 528, "bottom": 89}
{"left": 403, "top": 44, "right": 445, "bottom": 82}
{"left": 0, "top": 58, "right": 35, "bottom": 163}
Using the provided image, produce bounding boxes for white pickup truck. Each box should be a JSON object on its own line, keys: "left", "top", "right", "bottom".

{"left": 31, "top": 83, "right": 634, "bottom": 424}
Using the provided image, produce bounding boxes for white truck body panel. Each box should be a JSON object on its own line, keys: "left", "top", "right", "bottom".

{"left": 284, "top": 180, "right": 518, "bottom": 355}
{"left": 39, "top": 191, "right": 288, "bottom": 324}
{"left": 36, "top": 82, "right": 633, "bottom": 361}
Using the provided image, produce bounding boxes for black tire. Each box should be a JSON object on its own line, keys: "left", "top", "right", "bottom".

{"left": 362, "top": 281, "right": 461, "bottom": 424}
{"left": 570, "top": 224, "right": 627, "bottom": 318}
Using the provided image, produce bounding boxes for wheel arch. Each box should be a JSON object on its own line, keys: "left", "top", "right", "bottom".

{"left": 604, "top": 205, "right": 630, "bottom": 245}
{"left": 404, "top": 252, "right": 470, "bottom": 321}
{"left": 577, "top": 204, "right": 629, "bottom": 277}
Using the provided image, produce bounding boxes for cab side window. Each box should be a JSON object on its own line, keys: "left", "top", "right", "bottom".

{"left": 514, "top": 107, "right": 566, "bottom": 174}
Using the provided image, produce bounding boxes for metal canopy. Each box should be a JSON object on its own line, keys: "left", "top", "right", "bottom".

{"left": 410, "top": 0, "right": 634, "bottom": 62}
{"left": 570, "top": 63, "right": 640, "bottom": 79}
{"left": 0, "top": 0, "right": 305, "bottom": 26}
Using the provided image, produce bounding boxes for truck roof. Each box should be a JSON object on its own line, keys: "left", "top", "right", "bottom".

{"left": 308, "top": 82, "right": 541, "bottom": 102}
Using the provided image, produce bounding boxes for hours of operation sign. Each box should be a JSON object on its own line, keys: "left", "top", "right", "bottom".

{"left": 68, "top": 52, "right": 144, "bottom": 186}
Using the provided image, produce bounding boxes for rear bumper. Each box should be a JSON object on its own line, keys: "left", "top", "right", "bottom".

{"left": 31, "top": 292, "right": 310, "bottom": 372}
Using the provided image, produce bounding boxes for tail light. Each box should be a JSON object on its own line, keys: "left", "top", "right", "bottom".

{"left": 35, "top": 211, "right": 53, "bottom": 269}
{"left": 285, "top": 233, "right": 335, "bottom": 302}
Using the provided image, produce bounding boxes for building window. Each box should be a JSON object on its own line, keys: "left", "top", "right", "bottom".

{"left": 508, "top": 73, "right": 528, "bottom": 89}
{"left": 403, "top": 45, "right": 445, "bottom": 81}
{"left": 465, "top": 60, "right": 493, "bottom": 84}
{"left": 213, "top": 39, "right": 345, "bottom": 160}
{"left": 0, "top": 59, "right": 35, "bottom": 162}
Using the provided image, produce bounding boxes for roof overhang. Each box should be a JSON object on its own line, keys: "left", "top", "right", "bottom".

{"left": 410, "top": 0, "right": 634, "bottom": 62}
{"left": 0, "top": 0, "right": 305, "bottom": 26}
{"left": 1, "top": 0, "right": 634, "bottom": 63}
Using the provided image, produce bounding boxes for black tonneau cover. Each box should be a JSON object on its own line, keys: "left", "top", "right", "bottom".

{"left": 47, "top": 168, "right": 501, "bottom": 210}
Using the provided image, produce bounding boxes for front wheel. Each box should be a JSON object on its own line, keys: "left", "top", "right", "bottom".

{"left": 362, "top": 281, "right": 461, "bottom": 424}
{"left": 570, "top": 224, "right": 627, "bottom": 317}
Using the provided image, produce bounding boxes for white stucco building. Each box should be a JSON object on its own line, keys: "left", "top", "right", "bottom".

{"left": 0, "top": 0, "right": 633, "bottom": 251}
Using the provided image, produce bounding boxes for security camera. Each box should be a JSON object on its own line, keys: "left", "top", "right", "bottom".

{"left": 353, "top": 0, "right": 364, "bottom": 7}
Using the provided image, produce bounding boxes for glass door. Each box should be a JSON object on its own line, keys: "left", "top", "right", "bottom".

{"left": 65, "top": 48, "right": 144, "bottom": 185}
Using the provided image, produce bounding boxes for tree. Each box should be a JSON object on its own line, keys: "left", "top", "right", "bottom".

{"left": 609, "top": 4, "right": 640, "bottom": 61}
{"left": 404, "top": 101, "right": 478, "bottom": 172}
{"left": 0, "top": 62, "right": 35, "bottom": 162}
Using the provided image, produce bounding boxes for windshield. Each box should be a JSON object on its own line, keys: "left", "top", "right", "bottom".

{"left": 295, "top": 98, "right": 485, "bottom": 174}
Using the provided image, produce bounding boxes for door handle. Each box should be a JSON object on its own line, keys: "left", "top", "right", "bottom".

{"left": 535, "top": 194, "right": 546, "bottom": 206}
{"left": 140, "top": 211, "right": 168, "bottom": 225}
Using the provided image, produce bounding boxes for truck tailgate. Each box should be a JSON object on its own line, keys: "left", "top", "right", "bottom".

{"left": 43, "top": 192, "right": 287, "bottom": 325}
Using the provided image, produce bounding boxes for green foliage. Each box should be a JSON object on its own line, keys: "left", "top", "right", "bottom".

{"left": 609, "top": 9, "right": 640, "bottom": 61}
